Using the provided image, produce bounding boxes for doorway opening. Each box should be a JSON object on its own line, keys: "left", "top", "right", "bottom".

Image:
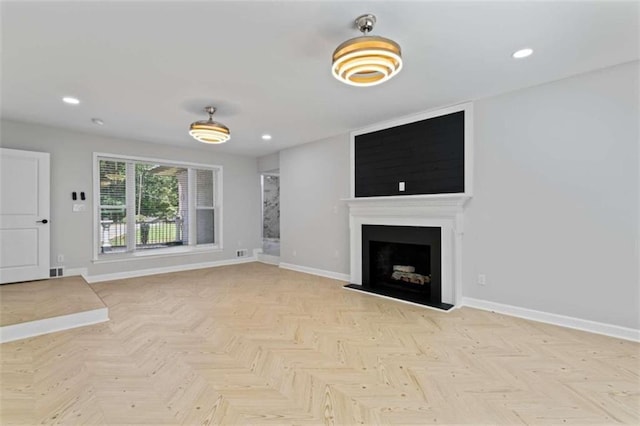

{"left": 261, "top": 174, "right": 280, "bottom": 257}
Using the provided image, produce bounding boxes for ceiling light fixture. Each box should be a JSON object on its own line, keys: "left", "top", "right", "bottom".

{"left": 261, "top": 134, "right": 272, "bottom": 141}
{"left": 512, "top": 48, "right": 534, "bottom": 59}
{"left": 189, "top": 106, "right": 230, "bottom": 144}
{"left": 62, "top": 96, "right": 80, "bottom": 105}
{"left": 332, "top": 14, "right": 402, "bottom": 87}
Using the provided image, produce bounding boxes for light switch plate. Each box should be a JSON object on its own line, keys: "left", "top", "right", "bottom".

{"left": 477, "top": 274, "right": 486, "bottom": 286}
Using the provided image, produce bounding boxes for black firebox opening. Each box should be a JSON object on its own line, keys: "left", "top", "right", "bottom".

{"left": 345, "top": 224, "right": 452, "bottom": 311}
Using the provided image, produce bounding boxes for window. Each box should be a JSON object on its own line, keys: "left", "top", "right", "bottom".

{"left": 95, "top": 154, "right": 222, "bottom": 258}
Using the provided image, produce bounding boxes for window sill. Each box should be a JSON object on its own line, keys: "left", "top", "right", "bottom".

{"left": 93, "top": 245, "right": 223, "bottom": 264}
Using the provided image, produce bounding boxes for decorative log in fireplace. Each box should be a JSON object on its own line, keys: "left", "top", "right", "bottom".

{"left": 391, "top": 265, "right": 430, "bottom": 285}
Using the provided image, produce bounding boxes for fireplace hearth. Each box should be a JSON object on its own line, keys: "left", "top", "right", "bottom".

{"left": 345, "top": 225, "right": 453, "bottom": 310}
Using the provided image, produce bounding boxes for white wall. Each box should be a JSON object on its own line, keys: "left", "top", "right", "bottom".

{"left": 463, "top": 61, "right": 639, "bottom": 329}
{"left": 257, "top": 153, "right": 279, "bottom": 173}
{"left": 280, "top": 134, "right": 350, "bottom": 274}
{"left": 278, "top": 61, "right": 639, "bottom": 330}
{"left": 0, "top": 120, "right": 262, "bottom": 277}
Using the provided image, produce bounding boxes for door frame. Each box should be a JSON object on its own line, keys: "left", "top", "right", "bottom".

{"left": 0, "top": 148, "right": 50, "bottom": 284}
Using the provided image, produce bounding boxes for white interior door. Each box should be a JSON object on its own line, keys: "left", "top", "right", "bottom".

{"left": 0, "top": 148, "right": 50, "bottom": 284}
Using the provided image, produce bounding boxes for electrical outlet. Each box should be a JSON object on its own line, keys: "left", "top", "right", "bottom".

{"left": 399, "top": 181, "right": 405, "bottom": 191}
{"left": 477, "top": 274, "right": 486, "bottom": 286}
{"left": 57, "top": 254, "right": 64, "bottom": 263}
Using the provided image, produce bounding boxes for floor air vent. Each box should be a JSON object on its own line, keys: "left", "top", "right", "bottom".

{"left": 49, "top": 267, "right": 64, "bottom": 278}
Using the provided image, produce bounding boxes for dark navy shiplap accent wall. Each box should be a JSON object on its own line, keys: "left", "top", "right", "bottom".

{"left": 355, "top": 111, "right": 465, "bottom": 197}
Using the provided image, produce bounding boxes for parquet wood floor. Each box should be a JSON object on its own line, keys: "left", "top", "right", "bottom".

{"left": 0, "top": 262, "right": 638, "bottom": 424}
{"left": 0, "top": 276, "right": 106, "bottom": 327}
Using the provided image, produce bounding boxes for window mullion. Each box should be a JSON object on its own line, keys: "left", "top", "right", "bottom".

{"left": 126, "top": 162, "right": 136, "bottom": 252}
{"left": 212, "top": 171, "right": 217, "bottom": 246}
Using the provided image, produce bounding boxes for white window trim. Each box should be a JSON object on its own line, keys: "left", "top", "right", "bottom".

{"left": 91, "top": 245, "right": 224, "bottom": 265}
{"left": 92, "top": 152, "right": 223, "bottom": 261}
{"left": 125, "top": 162, "right": 136, "bottom": 252}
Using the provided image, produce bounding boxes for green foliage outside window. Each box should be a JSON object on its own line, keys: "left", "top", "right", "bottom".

{"left": 100, "top": 161, "right": 180, "bottom": 221}
{"left": 135, "top": 164, "right": 179, "bottom": 220}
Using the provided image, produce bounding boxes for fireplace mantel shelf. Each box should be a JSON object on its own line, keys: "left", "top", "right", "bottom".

{"left": 343, "top": 194, "right": 471, "bottom": 218}
{"left": 342, "top": 194, "right": 471, "bottom": 205}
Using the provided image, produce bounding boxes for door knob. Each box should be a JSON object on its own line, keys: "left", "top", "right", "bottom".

{"left": 37, "top": 219, "right": 48, "bottom": 224}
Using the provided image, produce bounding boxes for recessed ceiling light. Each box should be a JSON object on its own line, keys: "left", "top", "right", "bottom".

{"left": 62, "top": 96, "right": 80, "bottom": 105}
{"left": 512, "top": 48, "right": 533, "bottom": 59}
{"left": 91, "top": 118, "right": 104, "bottom": 126}
{"left": 261, "top": 134, "right": 272, "bottom": 141}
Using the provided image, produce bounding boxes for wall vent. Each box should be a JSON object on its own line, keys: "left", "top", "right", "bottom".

{"left": 49, "top": 267, "right": 64, "bottom": 278}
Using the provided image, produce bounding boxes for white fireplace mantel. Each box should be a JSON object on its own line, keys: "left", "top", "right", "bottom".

{"left": 345, "top": 193, "right": 471, "bottom": 308}
{"left": 345, "top": 194, "right": 470, "bottom": 221}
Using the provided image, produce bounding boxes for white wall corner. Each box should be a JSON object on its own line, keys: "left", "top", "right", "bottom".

{"left": 65, "top": 267, "right": 88, "bottom": 277}
{"left": 257, "top": 253, "right": 280, "bottom": 266}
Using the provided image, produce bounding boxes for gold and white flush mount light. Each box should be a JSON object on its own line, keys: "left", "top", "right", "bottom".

{"left": 332, "top": 14, "right": 402, "bottom": 87}
{"left": 189, "top": 106, "right": 230, "bottom": 144}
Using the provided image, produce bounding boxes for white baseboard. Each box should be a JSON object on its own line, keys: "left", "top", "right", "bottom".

{"left": 46, "top": 267, "right": 87, "bottom": 279}
{"left": 462, "top": 297, "right": 640, "bottom": 342}
{"left": 84, "top": 256, "right": 257, "bottom": 283}
{"left": 257, "top": 253, "right": 280, "bottom": 266}
{"left": 279, "top": 262, "right": 350, "bottom": 282}
{"left": 0, "top": 307, "right": 109, "bottom": 344}
{"left": 65, "top": 267, "right": 88, "bottom": 277}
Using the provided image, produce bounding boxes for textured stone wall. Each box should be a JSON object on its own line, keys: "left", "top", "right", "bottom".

{"left": 263, "top": 175, "right": 279, "bottom": 239}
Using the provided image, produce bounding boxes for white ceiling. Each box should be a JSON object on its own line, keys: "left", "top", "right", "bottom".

{"left": 2, "top": 1, "right": 638, "bottom": 157}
